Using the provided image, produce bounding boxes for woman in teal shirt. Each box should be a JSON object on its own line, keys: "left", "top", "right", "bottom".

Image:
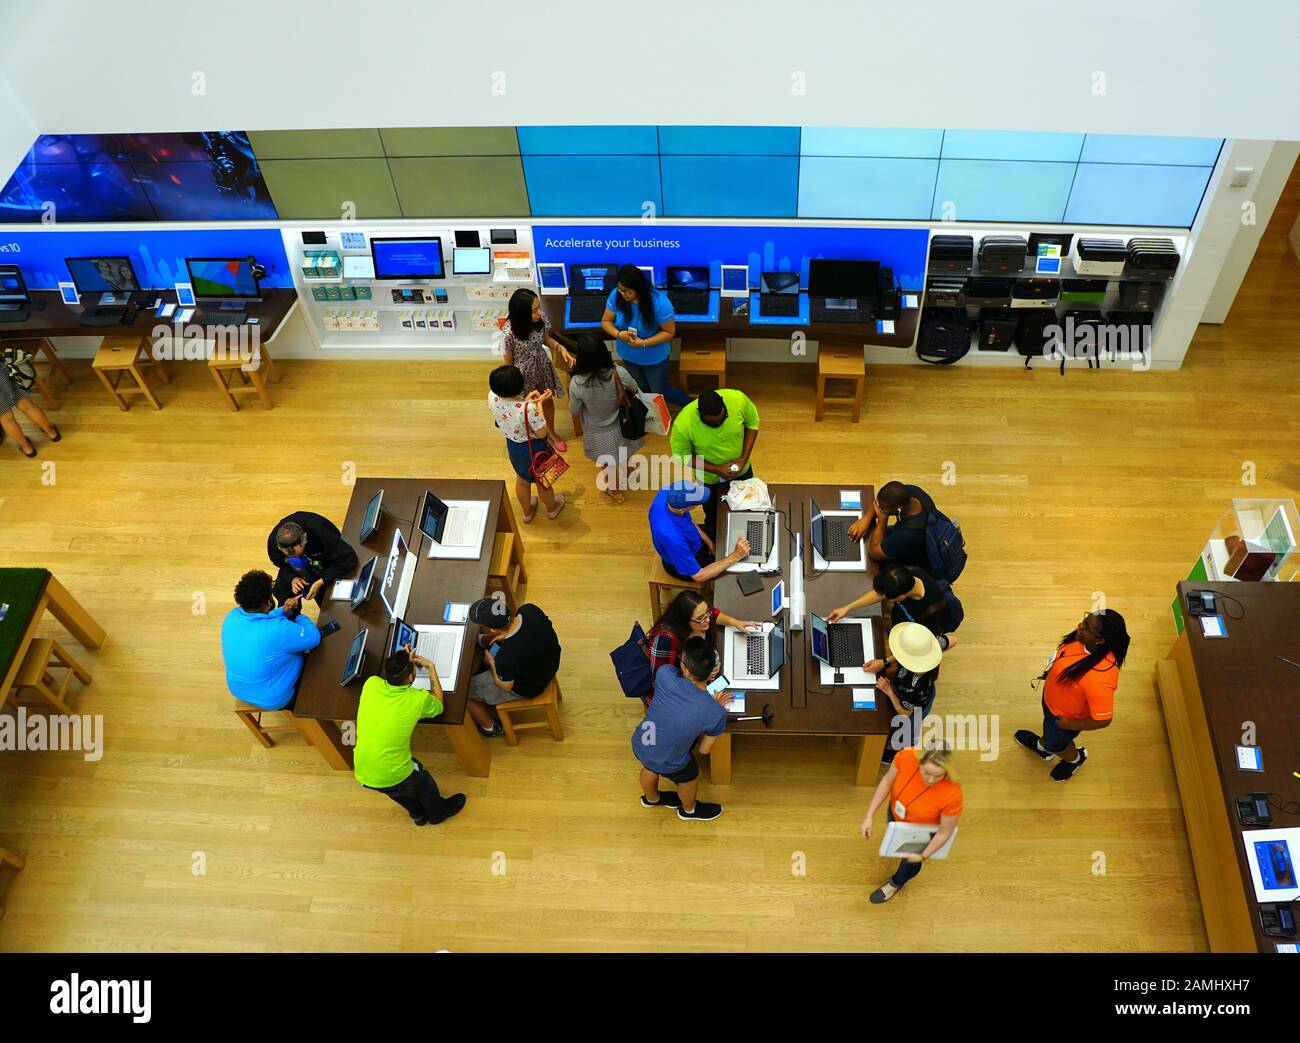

{"left": 600, "top": 264, "right": 688, "bottom": 405}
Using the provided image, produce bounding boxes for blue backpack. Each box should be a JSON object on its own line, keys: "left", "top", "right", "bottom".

{"left": 610, "top": 622, "right": 654, "bottom": 699}
{"left": 924, "top": 509, "right": 967, "bottom": 584}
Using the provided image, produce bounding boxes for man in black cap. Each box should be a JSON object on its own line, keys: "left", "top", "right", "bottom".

{"left": 464, "top": 596, "right": 562, "bottom": 736}
{"left": 266, "top": 511, "right": 358, "bottom": 606}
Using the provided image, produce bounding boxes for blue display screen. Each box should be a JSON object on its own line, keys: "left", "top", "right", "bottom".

{"left": 66, "top": 257, "right": 139, "bottom": 293}
{"left": 667, "top": 266, "right": 709, "bottom": 290}
{"left": 187, "top": 258, "right": 258, "bottom": 298}
{"left": 372, "top": 238, "right": 445, "bottom": 279}
{"left": 1255, "top": 840, "right": 1296, "bottom": 891}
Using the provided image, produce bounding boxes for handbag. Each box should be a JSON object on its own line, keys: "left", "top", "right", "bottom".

{"left": 612, "top": 366, "right": 648, "bottom": 440}
{"left": 610, "top": 622, "right": 655, "bottom": 699}
{"left": 1, "top": 346, "right": 36, "bottom": 391}
{"left": 524, "top": 401, "right": 569, "bottom": 490}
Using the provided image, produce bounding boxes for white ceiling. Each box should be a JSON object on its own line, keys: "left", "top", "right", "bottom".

{"left": 1, "top": 0, "right": 1297, "bottom": 140}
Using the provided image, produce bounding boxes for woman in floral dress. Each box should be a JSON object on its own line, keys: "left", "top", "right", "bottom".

{"left": 503, "top": 288, "right": 576, "bottom": 452}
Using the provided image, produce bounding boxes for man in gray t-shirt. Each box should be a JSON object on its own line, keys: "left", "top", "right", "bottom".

{"left": 630, "top": 637, "right": 729, "bottom": 822}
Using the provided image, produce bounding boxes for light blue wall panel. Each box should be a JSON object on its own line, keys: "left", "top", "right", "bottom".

{"left": 657, "top": 126, "right": 800, "bottom": 155}
{"left": 1079, "top": 134, "right": 1223, "bottom": 166}
{"left": 516, "top": 126, "right": 658, "bottom": 155}
{"left": 1064, "top": 163, "right": 1212, "bottom": 226}
{"left": 522, "top": 155, "right": 662, "bottom": 216}
{"left": 800, "top": 127, "right": 944, "bottom": 158}
{"left": 660, "top": 156, "right": 798, "bottom": 217}
{"left": 941, "top": 130, "right": 1085, "bottom": 162}
{"left": 798, "top": 157, "right": 938, "bottom": 219}
{"left": 932, "top": 160, "right": 1075, "bottom": 222}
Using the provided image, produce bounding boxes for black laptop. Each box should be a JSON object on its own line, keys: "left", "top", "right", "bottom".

{"left": 665, "top": 265, "right": 710, "bottom": 315}
{"left": 567, "top": 263, "right": 617, "bottom": 323}
{"left": 759, "top": 271, "right": 800, "bottom": 317}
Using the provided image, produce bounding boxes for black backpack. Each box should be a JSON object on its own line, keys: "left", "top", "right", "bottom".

{"left": 916, "top": 308, "right": 971, "bottom": 366}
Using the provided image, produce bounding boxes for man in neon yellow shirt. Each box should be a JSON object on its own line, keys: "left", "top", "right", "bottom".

{"left": 354, "top": 648, "right": 466, "bottom": 826}
{"left": 669, "top": 388, "right": 761, "bottom": 535}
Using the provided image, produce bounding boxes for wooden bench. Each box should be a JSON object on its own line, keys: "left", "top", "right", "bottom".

{"left": 497, "top": 678, "right": 564, "bottom": 746}
{"left": 92, "top": 335, "right": 169, "bottom": 411}
{"left": 815, "top": 342, "right": 865, "bottom": 422}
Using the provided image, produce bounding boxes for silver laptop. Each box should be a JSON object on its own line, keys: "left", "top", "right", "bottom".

{"left": 730, "top": 619, "right": 786, "bottom": 683}
{"left": 725, "top": 510, "right": 776, "bottom": 564}
{"left": 390, "top": 617, "right": 464, "bottom": 690}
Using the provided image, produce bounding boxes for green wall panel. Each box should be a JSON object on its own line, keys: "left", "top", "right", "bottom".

{"left": 247, "top": 128, "right": 385, "bottom": 159}
{"left": 388, "top": 156, "right": 529, "bottom": 217}
{"left": 379, "top": 127, "right": 519, "bottom": 157}
{"left": 259, "top": 158, "right": 401, "bottom": 219}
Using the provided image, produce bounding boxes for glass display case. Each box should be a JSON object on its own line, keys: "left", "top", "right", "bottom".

{"left": 1200, "top": 498, "right": 1299, "bottom": 582}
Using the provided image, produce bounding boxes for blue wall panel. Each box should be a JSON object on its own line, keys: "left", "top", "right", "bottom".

{"left": 1079, "top": 134, "right": 1222, "bottom": 166}
{"left": 800, "top": 127, "right": 943, "bottom": 158}
{"left": 941, "top": 130, "right": 1085, "bottom": 162}
{"left": 660, "top": 156, "right": 798, "bottom": 217}
{"left": 0, "top": 227, "right": 292, "bottom": 290}
{"left": 932, "top": 160, "right": 1075, "bottom": 222}
{"left": 516, "top": 126, "right": 658, "bottom": 155}
{"left": 522, "top": 155, "right": 662, "bottom": 217}
{"left": 798, "top": 157, "right": 938, "bottom": 219}
{"left": 1064, "top": 163, "right": 1213, "bottom": 226}
{"left": 658, "top": 126, "right": 800, "bottom": 155}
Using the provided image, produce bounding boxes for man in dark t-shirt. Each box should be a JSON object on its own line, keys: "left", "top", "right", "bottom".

{"left": 826, "top": 564, "right": 959, "bottom": 640}
{"left": 847, "top": 481, "right": 937, "bottom": 569}
{"left": 465, "top": 598, "right": 561, "bottom": 736}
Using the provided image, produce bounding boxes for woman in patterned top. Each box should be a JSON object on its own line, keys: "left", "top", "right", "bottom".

{"left": 487, "top": 364, "right": 566, "bottom": 523}
{"left": 504, "top": 288, "right": 575, "bottom": 452}
{"left": 641, "top": 591, "right": 758, "bottom": 706}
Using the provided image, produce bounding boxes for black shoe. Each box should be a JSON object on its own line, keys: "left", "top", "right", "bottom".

{"left": 869, "top": 881, "right": 904, "bottom": 904}
{"left": 429, "top": 794, "right": 467, "bottom": 823}
{"left": 1051, "top": 747, "right": 1088, "bottom": 782}
{"left": 677, "top": 801, "right": 722, "bottom": 822}
{"left": 641, "top": 791, "right": 683, "bottom": 809}
{"left": 1014, "top": 730, "right": 1053, "bottom": 760}
{"left": 412, "top": 816, "right": 428, "bottom": 826}
{"left": 478, "top": 723, "right": 504, "bottom": 738}
{"left": 20, "top": 443, "right": 36, "bottom": 458}
{"left": 48, "top": 424, "right": 61, "bottom": 443}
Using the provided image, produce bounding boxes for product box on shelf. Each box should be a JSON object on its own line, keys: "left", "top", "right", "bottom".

{"left": 1073, "top": 238, "right": 1127, "bottom": 276}
{"left": 302, "top": 251, "right": 341, "bottom": 280}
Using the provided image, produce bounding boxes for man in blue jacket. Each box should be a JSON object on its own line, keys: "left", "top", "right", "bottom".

{"left": 221, "top": 569, "right": 321, "bottom": 709}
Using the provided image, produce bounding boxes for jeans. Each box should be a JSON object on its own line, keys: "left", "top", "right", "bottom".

{"left": 704, "top": 467, "right": 754, "bottom": 540}
{"left": 366, "top": 758, "right": 450, "bottom": 823}
{"left": 1040, "top": 696, "right": 1081, "bottom": 755}
{"left": 886, "top": 805, "right": 924, "bottom": 888}
{"left": 619, "top": 358, "right": 690, "bottom": 407}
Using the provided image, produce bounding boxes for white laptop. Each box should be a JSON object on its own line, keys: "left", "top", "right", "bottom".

{"left": 880, "top": 820, "right": 958, "bottom": 860}
{"left": 725, "top": 510, "right": 780, "bottom": 573}
{"left": 391, "top": 617, "right": 465, "bottom": 692}
{"left": 420, "top": 491, "right": 489, "bottom": 560}
{"left": 809, "top": 497, "right": 866, "bottom": 572}
{"left": 720, "top": 619, "right": 785, "bottom": 691}
{"left": 810, "top": 611, "right": 875, "bottom": 686}
{"left": 379, "top": 528, "right": 417, "bottom": 620}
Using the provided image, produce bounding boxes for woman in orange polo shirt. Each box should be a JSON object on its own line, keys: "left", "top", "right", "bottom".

{"left": 1015, "top": 610, "right": 1130, "bottom": 781}
{"left": 860, "top": 744, "right": 963, "bottom": 904}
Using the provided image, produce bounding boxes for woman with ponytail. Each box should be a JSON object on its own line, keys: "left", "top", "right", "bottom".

{"left": 1015, "top": 609, "right": 1130, "bottom": 781}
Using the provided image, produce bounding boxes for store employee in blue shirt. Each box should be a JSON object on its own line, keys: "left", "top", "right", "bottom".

{"left": 649, "top": 480, "right": 750, "bottom": 583}
{"left": 221, "top": 569, "right": 322, "bottom": 710}
{"left": 600, "top": 263, "right": 687, "bottom": 405}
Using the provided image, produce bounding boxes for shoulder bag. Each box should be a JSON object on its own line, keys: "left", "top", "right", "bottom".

{"left": 612, "top": 366, "right": 649, "bottom": 440}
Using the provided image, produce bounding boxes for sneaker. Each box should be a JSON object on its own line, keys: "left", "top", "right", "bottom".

{"left": 478, "top": 723, "right": 504, "bottom": 739}
{"left": 641, "top": 791, "right": 683, "bottom": 809}
{"left": 1050, "top": 747, "right": 1088, "bottom": 782}
{"left": 429, "top": 794, "right": 467, "bottom": 824}
{"left": 869, "top": 881, "right": 904, "bottom": 904}
{"left": 412, "top": 816, "right": 428, "bottom": 826}
{"left": 1014, "top": 730, "right": 1053, "bottom": 760}
{"left": 677, "top": 801, "right": 723, "bottom": 822}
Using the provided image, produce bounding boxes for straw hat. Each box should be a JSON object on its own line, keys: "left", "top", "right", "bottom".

{"left": 888, "top": 622, "right": 942, "bottom": 673}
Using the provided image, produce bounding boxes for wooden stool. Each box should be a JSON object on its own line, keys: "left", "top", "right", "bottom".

{"left": 488, "top": 532, "right": 528, "bottom": 614}
{"left": 0, "top": 843, "right": 25, "bottom": 922}
{"left": 8, "top": 638, "right": 91, "bottom": 715}
{"left": 497, "top": 677, "right": 564, "bottom": 746}
{"left": 677, "top": 336, "right": 727, "bottom": 394}
{"left": 649, "top": 557, "right": 704, "bottom": 620}
{"left": 233, "top": 699, "right": 311, "bottom": 749}
{"left": 816, "top": 342, "right": 865, "bottom": 422}
{"left": 92, "top": 336, "right": 169, "bottom": 411}
{"left": 209, "top": 344, "right": 279, "bottom": 411}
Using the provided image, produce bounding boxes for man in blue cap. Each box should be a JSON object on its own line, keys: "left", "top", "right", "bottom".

{"left": 648, "top": 480, "right": 751, "bottom": 583}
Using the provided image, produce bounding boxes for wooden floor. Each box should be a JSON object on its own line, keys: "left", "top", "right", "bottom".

{"left": 1, "top": 192, "right": 1297, "bottom": 953}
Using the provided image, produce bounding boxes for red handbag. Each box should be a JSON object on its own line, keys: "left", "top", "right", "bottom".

{"left": 524, "top": 401, "right": 569, "bottom": 490}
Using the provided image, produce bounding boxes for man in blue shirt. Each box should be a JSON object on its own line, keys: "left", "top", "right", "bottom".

{"left": 221, "top": 569, "right": 321, "bottom": 709}
{"left": 631, "top": 636, "right": 730, "bottom": 821}
{"left": 649, "top": 480, "right": 750, "bottom": 583}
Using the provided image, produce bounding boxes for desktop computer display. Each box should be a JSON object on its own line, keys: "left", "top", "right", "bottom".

{"left": 185, "top": 257, "right": 261, "bottom": 303}
{"left": 65, "top": 256, "right": 141, "bottom": 295}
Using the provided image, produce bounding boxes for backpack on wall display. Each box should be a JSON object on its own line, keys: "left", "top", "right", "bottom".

{"left": 978, "top": 308, "right": 1018, "bottom": 350}
{"left": 924, "top": 510, "right": 968, "bottom": 584}
{"left": 1014, "top": 310, "right": 1058, "bottom": 366}
{"left": 916, "top": 308, "right": 972, "bottom": 365}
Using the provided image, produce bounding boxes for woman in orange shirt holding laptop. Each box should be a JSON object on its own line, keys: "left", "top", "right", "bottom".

{"left": 1015, "top": 610, "right": 1130, "bottom": 782}
{"left": 860, "top": 744, "right": 963, "bottom": 904}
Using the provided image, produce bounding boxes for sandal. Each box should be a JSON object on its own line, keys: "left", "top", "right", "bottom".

{"left": 20, "top": 443, "right": 37, "bottom": 458}
{"left": 546, "top": 494, "right": 567, "bottom": 520}
{"left": 521, "top": 496, "right": 538, "bottom": 524}
{"left": 604, "top": 489, "right": 626, "bottom": 505}
{"left": 48, "top": 424, "right": 61, "bottom": 443}
{"left": 551, "top": 438, "right": 568, "bottom": 453}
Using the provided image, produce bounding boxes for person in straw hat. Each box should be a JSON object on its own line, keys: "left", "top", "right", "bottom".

{"left": 867, "top": 621, "right": 946, "bottom": 765}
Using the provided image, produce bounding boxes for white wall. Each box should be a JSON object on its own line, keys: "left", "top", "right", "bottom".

{"left": 0, "top": 65, "right": 36, "bottom": 186}
{"left": 1202, "top": 141, "right": 1299, "bottom": 323}
{"left": 1, "top": 0, "right": 1298, "bottom": 140}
